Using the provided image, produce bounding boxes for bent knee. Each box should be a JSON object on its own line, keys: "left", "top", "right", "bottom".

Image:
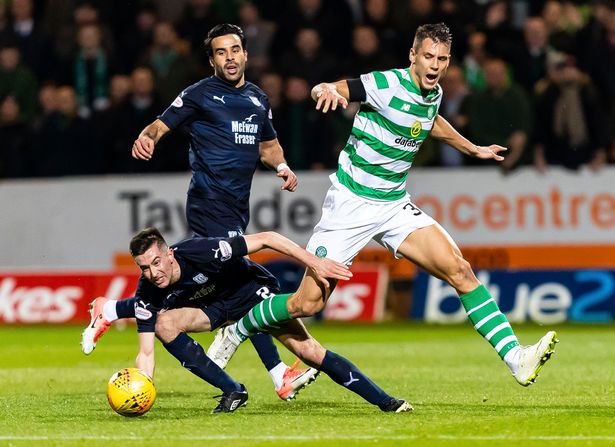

{"left": 289, "top": 298, "right": 325, "bottom": 318}
{"left": 155, "top": 314, "right": 179, "bottom": 342}
{"left": 445, "top": 256, "right": 478, "bottom": 290}
{"left": 290, "top": 338, "right": 325, "bottom": 367}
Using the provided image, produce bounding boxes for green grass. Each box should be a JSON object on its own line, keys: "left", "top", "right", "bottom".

{"left": 1, "top": 323, "right": 614, "bottom": 447}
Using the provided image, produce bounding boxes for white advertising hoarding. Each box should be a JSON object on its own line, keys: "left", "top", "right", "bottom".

{"left": 1, "top": 167, "right": 614, "bottom": 269}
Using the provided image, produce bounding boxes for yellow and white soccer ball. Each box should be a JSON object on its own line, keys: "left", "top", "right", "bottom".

{"left": 107, "top": 368, "right": 156, "bottom": 417}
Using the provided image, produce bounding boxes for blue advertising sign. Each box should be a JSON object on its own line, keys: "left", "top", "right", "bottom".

{"left": 411, "top": 270, "right": 615, "bottom": 324}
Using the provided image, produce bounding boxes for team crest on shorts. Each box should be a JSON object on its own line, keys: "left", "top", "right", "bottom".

{"left": 315, "top": 246, "right": 327, "bottom": 258}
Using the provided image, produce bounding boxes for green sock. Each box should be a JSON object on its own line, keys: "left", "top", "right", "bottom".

{"left": 236, "top": 293, "right": 292, "bottom": 341}
{"left": 460, "top": 285, "right": 519, "bottom": 359}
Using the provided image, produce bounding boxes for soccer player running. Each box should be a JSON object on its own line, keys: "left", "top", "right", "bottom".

{"left": 81, "top": 24, "right": 313, "bottom": 401}
{"left": 210, "top": 23, "right": 558, "bottom": 388}
{"left": 128, "top": 227, "right": 411, "bottom": 413}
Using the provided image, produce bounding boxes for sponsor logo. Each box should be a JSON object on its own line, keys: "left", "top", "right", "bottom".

{"left": 315, "top": 246, "right": 327, "bottom": 258}
{"left": 394, "top": 136, "right": 420, "bottom": 149}
{"left": 231, "top": 119, "right": 259, "bottom": 145}
{"left": 218, "top": 241, "right": 232, "bottom": 261}
{"left": 343, "top": 372, "right": 359, "bottom": 386}
{"left": 229, "top": 399, "right": 242, "bottom": 411}
{"left": 409, "top": 120, "right": 422, "bottom": 138}
{"left": 171, "top": 96, "right": 183, "bottom": 108}
{"left": 213, "top": 95, "right": 225, "bottom": 104}
{"left": 135, "top": 300, "right": 152, "bottom": 320}
{"left": 192, "top": 273, "right": 208, "bottom": 284}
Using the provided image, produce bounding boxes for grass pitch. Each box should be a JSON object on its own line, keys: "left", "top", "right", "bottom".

{"left": 1, "top": 323, "right": 614, "bottom": 447}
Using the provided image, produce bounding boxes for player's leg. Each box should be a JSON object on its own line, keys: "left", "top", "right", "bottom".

{"left": 156, "top": 307, "right": 248, "bottom": 412}
{"left": 395, "top": 222, "right": 557, "bottom": 385}
{"left": 81, "top": 296, "right": 137, "bottom": 354}
{"left": 189, "top": 195, "right": 298, "bottom": 393}
{"left": 271, "top": 319, "right": 411, "bottom": 412}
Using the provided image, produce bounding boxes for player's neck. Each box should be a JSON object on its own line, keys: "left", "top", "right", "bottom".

{"left": 215, "top": 73, "right": 245, "bottom": 88}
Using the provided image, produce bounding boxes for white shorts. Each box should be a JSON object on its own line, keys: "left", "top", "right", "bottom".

{"left": 306, "top": 182, "right": 436, "bottom": 264}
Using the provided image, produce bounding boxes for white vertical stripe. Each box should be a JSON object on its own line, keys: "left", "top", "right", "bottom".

{"left": 494, "top": 335, "right": 518, "bottom": 353}
{"left": 237, "top": 320, "right": 249, "bottom": 338}
{"left": 259, "top": 301, "right": 270, "bottom": 327}
{"left": 248, "top": 311, "right": 259, "bottom": 332}
{"left": 474, "top": 311, "right": 500, "bottom": 330}
{"left": 268, "top": 298, "right": 278, "bottom": 323}
{"left": 485, "top": 322, "right": 511, "bottom": 341}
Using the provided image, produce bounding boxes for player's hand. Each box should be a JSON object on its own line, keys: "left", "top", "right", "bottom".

{"left": 315, "top": 89, "right": 348, "bottom": 113}
{"left": 132, "top": 136, "right": 155, "bottom": 160}
{"left": 473, "top": 144, "right": 507, "bottom": 161}
{"left": 278, "top": 167, "right": 298, "bottom": 192}
{"left": 310, "top": 258, "right": 353, "bottom": 288}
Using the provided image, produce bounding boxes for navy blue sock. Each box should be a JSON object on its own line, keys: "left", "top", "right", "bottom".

{"left": 164, "top": 332, "right": 242, "bottom": 394}
{"left": 249, "top": 333, "right": 283, "bottom": 370}
{"left": 116, "top": 297, "right": 136, "bottom": 319}
{"left": 320, "top": 350, "right": 392, "bottom": 408}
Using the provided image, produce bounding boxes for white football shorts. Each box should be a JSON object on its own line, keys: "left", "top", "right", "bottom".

{"left": 306, "top": 182, "right": 436, "bottom": 264}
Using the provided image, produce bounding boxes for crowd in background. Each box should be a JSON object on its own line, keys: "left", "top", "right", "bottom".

{"left": 0, "top": 0, "right": 614, "bottom": 178}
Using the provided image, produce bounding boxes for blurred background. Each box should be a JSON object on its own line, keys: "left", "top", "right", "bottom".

{"left": 0, "top": 0, "right": 614, "bottom": 326}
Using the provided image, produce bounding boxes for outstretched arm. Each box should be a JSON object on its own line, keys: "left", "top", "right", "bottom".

{"left": 132, "top": 119, "right": 171, "bottom": 161}
{"left": 243, "top": 232, "right": 352, "bottom": 287}
{"left": 311, "top": 80, "right": 350, "bottom": 113}
{"left": 135, "top": 332, "right": 156, "bottom": 379}
{"left": 431, "top": 114, "right": 507, "bottom": 161}
{"left": 259, "top": 138, "right": 297, "bottom": 192}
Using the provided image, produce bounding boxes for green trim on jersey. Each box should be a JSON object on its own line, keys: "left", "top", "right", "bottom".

{"left": 342, "top": 144, "right": 409, "bottom": 183}
{"left": 372, "top": 71, "right": 389, "bottom": 89}
{"left": 336, "top": 166, "right": 407, "bottom": 201}
{"left": 350, "top": 127, "right": 417, "bottom": 163}
{"left": 358, "top": 104, "right": 430, "bottom": 140}
{"left": 391, "top": 69, "right": 440, "bottom": 100}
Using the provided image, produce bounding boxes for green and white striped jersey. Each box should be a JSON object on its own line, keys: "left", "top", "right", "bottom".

{"left": 334, "top": 68, "right": 442, "bottom": 201}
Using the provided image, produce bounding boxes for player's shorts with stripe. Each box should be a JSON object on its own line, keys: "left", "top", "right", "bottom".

{"left": 306, "top": 181, "right": 436, "bottom": 265}
{"left": 186, "top": 193, "right": 248, "bottom": 238}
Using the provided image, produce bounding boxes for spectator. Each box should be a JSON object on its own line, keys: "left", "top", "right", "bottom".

{"left": 31, "top": 85, "right": 102, "bottom": 176}
{"left": 142, "top": 21, "right": 199, "bottom": 105}
{"left": 68, "top": 22, "right": 114, "bottom": 118}
{"left": 462, "top": 30, "right": 489, "bottom": 91}
{"left": 1, "top": 0, "right": 53, "bottom": 81}
{"left": 0, "top": 95, "right": 28, "bottom": 177}
{"left": 459, "top": 58, "right": 531, "bottom": 172}
{"left": 533, "top": 52, "right": 607, "bottom": 172}
{"left": 275, "top": 76, "right": 336, "bottom": 170}
{"left": 345, "top": 25, "right": 396, "bottom": 75}
{"left": 0, "top": 38, "right": 37, "bottom": 123}
{"left": 176, "top": 0, "right": 222, "bottom": 66}
{"left": 362, "top": 0, "right": 405, "bottom": 66}
{"left": 278, "top": 27, "right": 337, "bottom": 86}
{"left": 438, "top": 64, "right": 469, "bottom": 167}
{"left": 239, "top": 1, "right": 276, "bottom": 78}
{"left": 510, "top": 16, "right": 553, "bottom": 94}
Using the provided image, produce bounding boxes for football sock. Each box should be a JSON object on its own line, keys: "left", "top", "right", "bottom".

{"left": 164, "top": 332, "right": 242, "bottom": 394}
{"left": 268, "top": 362, "right": 287, "bottom": 390}
{"left": 249, "top": 332, "right": 283, "bottom": 370}
{"left": 319, "top": 350, "right": 392, "bottom": 408}
{"left": 235, "top": 293, "right": 292, "bottom": 341}
{"left": 102, "top": 300, "right": 118, "bottom": 321}
{"left": 115, "top": 297, "right": 136, "bottom": 319}
{"left": 460, "top": 284, "right": 520, "bottom": 362}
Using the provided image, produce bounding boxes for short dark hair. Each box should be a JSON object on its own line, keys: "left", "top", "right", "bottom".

{"left": 413, "top": 23, "right": 452, "bottom": 51}
{"left": 129, "top": 227, "right": 167, "bottom": 257}
{"left": 204, "top": 23, "right": 246, "bottom": 57}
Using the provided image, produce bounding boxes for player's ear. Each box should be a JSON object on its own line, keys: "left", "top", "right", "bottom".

{"left": 409, "top": 47, "right": 416, "bottom": 65}
{"left": 209, "top": 56, "right": 214, "bottom": 68}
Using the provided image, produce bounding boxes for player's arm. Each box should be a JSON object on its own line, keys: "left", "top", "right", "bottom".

{"left": 132, "top": 119, "right": 171, "bottom": 161}
{"left": 135, "top": 332, "right": 155, "bottom": 379}
{"left": 311, "top": 80, "right": 351, "bottom": 113}
{"left": 431, "top": 114, "right": 507, "bottom": 161}
{"left": 259, "top": 138, "right": 297, "bottom": 192}
{"left": 243, "top": 232, "right": 352, "bottom": 287}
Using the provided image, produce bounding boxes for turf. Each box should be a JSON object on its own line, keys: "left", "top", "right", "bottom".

{"left": 1, "top": 323, "right": 614, "bottom": 447}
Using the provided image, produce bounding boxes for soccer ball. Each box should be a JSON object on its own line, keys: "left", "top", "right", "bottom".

{"left": 107, "top": 368, "right": 156, "bottom": 417}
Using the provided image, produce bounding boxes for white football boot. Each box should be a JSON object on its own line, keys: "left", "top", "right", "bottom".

{"left": 513, "top": 331, "right": 559, "bottom": 386}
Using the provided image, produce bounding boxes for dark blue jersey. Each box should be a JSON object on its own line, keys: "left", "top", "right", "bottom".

{"left": 134, "top": 236, "right": 280, "bottom": 333}
{"left": 159, "top": 76, "right": 277, "bottom": 206}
